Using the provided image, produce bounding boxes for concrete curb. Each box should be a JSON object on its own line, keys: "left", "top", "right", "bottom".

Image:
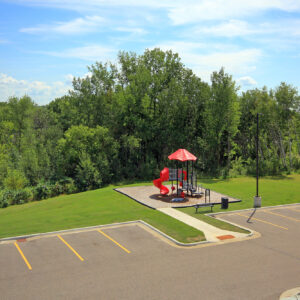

{"left": 0, "top": 220, "right": 211, "bottom": 246}
{"left": 114, "top": 188, "right": 155, "bottom": 210}
{"left": 0, "top": 218, "right": 257, "bottom": 248}
{"left": 0, "top": 221, "right": 139, "bottom": 242}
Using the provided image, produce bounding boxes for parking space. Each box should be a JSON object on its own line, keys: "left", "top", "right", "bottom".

{"left": 220, "top": 205, "right": 300, "bottom": 235}
{"left": 0, "top": 206, "right": 299, "bottom": 300}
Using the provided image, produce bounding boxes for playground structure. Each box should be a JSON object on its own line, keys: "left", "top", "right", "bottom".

{"left": 153, "top": 149, "right": 204, "bottom": 202}
{"left": 153, "top": 167, "right": 187, "bottom": 196}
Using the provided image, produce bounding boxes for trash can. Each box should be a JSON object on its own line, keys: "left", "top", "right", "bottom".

{"left": 221, "top": 197, "right": 229, "bottom": 209}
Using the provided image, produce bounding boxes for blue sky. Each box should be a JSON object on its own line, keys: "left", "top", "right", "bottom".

{"left": 0, "top": 0, "right": 299, "bottom": 105}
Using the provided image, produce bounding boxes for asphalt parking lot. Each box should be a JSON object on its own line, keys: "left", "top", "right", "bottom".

{"left": 0, "top": 205, "right": 299, "bottom": 300}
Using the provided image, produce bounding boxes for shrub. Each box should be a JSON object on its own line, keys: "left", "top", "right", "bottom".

{"left": 33, "top": 183, "right": 51, "bottom": 201}
{"left": 3, "top": 169, "right": 27, "bottom": 190}
{"left": 64, "top": 180, "right": 77, "bottom": 194}
{"left": 12, "top": 189, "right": 32, "bottom": 204}
{"left": 50, "top": 182, "right": 64, "bottom": 197}
{"left": 0, "top": 190, "right": 9, "bottom": 208}
{"left": 229, "top": 157, "right": 248, "bottom": 178}
{"left": 0, "top": 189, "right": 32, "bottom": 206}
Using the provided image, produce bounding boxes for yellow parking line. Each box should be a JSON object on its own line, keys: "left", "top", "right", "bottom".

{"left": 264, "top": 210, "right": 300, "bottom": 222}
{"left": 235, "top": 213, "right": 288, "bottom": 230}
{"left": 14, "top": 242, "right": 32, "bottom": 270}
{"left": 57, "top": 235, "right": 84, "bottom": 261}
{"left": 97, "top": 230, "right": 131, "bottom": 254}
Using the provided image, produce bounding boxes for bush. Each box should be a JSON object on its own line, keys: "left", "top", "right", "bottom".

{"left": 50, "top": 182, "right": 64, "bottom": 197}
{"left": 0, "top": 188, "right": 32, "bottom": 206}
{"left": 13, "top": 189, "right": 32, "bottom": 204}
{"left": 33, "top": 183, "right": 51, "bottom": 201}
{"left": 3, "top": 169, "right": 27, "bottom": 190}
{"left": 64, "top": 180, "right": 77, "bottom": 194}
{"left": 58, "top": 177, "right": 77, "bottom": 194}
{"left": 0, "top": 190, "right": 9, "bottom": 208}
{"left": 229, "top": 157, "right": 248, "bottom": 178}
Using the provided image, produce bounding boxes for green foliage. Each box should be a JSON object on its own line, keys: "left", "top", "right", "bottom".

{"left": 75, "top": 152, "right": 102, "bottom": 191}
{"left": 0, "top": 49, "right": 299, "bottom": 207}
{"left": 0, "top": 188, "right": 32, "bottom": 206}
{"left": 3, "top": 169, "right": 27, "bottom": 190}
{"left": 33, "top": 183, "right": 51, "bottom": 201}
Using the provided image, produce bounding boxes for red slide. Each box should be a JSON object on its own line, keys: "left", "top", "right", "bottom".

{"left": 153, "top": 167, "right": 169, "bottom": 195}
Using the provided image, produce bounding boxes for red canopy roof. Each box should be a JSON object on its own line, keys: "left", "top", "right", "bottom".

{"left": 168, "top": 149, "right": 197, "bottom": 162}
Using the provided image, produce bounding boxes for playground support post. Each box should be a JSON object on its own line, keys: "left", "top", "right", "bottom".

{"left": 176, "top": 161, "right": 179, "bottom": 196}
{"left": 186, "top": 161, "right": 189, "bottom": 196}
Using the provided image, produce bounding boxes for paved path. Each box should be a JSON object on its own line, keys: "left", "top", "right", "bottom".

{"left": 157, "top": 207, "right": 247, "bottom": 242}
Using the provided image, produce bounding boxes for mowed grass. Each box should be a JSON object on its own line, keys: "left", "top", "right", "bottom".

{"left": 180, "top": 174, "right": 300, "bottom": 230}
{"left": 200, "top": 173, "right": 300, "bottom": 211}
{"left": 0, "top": 187, "right": 204, "bottom": 243}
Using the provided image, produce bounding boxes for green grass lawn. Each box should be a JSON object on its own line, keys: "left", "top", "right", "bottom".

{"left": 0, "top": 186, "right": 205, "bottom": 243}
{"left": 179, "top": 174, "right": 300, "bottom": 228}
{"left": 200, "top": 173, "right": 300, "bottom": 210}
{"left": 1, "top": 174, "right": 299, "bottom": 241}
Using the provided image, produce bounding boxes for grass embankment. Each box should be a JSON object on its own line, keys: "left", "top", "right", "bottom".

{"left": 0, "top": 186, "right": 204, "bottom": 243}
{"left": 179, "top": 174, "right": 300, "bottom": 232}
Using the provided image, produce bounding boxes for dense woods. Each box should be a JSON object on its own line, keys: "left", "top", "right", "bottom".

{"left": 1, "top": 48, "right": 299, "bottom": 207}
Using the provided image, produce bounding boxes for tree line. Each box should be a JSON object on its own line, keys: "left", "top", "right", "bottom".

{"left": 0, "top": 48, "right": 299, "bottom": 207}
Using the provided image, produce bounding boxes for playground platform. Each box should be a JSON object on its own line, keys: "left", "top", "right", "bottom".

{"left": 115, "top": 185, "right": 241, "bottom": 209}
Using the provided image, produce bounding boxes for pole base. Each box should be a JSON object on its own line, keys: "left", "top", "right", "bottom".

{"left": 254, "top": 196, "right": 261, "bottom": 208}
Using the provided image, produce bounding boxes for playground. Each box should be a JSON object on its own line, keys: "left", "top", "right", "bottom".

{"left": 116, "top": 184, "right": 241, "bottom": 209}
{"left": 117, "top": 149, "right": 241, "bottom": 209}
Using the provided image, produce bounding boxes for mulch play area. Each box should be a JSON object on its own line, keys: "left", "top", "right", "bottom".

{"left": 115, "top": 185, "right": 241, "bottom": 209}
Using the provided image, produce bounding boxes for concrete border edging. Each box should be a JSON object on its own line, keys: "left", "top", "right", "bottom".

{"left": 138, "top": 220, "right": 211, "bottom": 247}
{"left": 0, "top": 218, "right": 257, "bottom": 248}
{"left": 0, "top": 221, "right": 139, "bottom": 242}
{"left": 114, "top": 188, "right": 155, "bottom": 209}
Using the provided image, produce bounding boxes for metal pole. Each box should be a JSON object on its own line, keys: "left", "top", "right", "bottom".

{"left": 254, "top": 112, "right": 261, "bottom": 208}
{"left": 176, "top": 161, "right": 179, "bottom": 196}
{"left": 256, "top": 112, "right": 259, "bottom": 197}
{"left": 186, "top": 161, "right": 189, "bottom": 195}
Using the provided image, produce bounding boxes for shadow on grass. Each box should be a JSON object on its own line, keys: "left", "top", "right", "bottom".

{"left": 266, "top": 174, "right": 294, "bottom": 180}
{"left": 198, "top": 178, "right": 230, "bottom": 184}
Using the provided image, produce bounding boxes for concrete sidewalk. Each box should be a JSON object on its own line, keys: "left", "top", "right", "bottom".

{"left": 157, "top": 207, "right": 247, "bottom": 242}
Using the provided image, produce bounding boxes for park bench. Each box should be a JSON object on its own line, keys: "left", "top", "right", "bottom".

{"left": 194, "top": 203, "right": 214, "bottom": 213}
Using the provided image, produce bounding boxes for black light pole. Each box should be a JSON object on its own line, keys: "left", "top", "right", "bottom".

{"left": 256, "top": 112, "right": 259, "bottom": 197}
{"left": 254, "top": 112, "right": 262, "bottom": 208}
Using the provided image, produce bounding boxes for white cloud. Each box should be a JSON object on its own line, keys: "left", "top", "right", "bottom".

{"left": 0, "top": 73, "right": 72, "bottom": 105}
{"left": 237, "top": 76, "right": 258, "bottom": 87}
{"left": 168, "top": 0, "right": 300, "bottom": 25}
{"left": 194, "top": 20, "right": 254, "bottom": 37}
{"left": 154, "top": 42, "right": 262, "bottom": 80}
{"left": 115, "top": 27, "right": 146, "bottom": 35}
{"left": 191, "top": 18, "right": 300, "bottom": 39}
{"left": 42, "top": 45, "right": 116, "bottom": 61}
{"left": 10, "top": 0, "right": 176, "bottom": 11}
{"left": 20, "top": 15, "right": 105, "bottom": 35}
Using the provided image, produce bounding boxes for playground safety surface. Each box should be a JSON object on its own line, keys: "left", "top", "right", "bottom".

{"left": 116, "top": 185, "right": 241, "bottom": 208}
{"left": 0, "top": 204, "right": 299, "bottom": 300}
